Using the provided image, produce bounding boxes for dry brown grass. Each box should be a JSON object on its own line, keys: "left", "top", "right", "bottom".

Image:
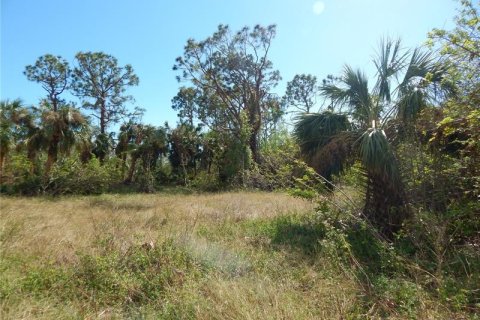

{"left": 0, "top": 191, "right": 312, "bottom": 257}
{"left": 0, "top": 191, "right": 466, "bottom": 319}
{"left": 1, "top": 191, "right": 361, "bottom": 319}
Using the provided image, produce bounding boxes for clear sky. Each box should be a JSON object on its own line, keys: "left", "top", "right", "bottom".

{"left": 1, "top": 0, "right": 458, "bottom": 128}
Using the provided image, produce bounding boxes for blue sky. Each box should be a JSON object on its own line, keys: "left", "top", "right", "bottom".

{"left": 1, "top": 0, "right": 458, "bottom": 128}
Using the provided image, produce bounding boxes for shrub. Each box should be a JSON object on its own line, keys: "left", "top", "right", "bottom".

{"left": 45, "top": 156, "right": 122, "bottom": 195}
{"left": 0, "top": 153, "right": 42, "bottom": 195}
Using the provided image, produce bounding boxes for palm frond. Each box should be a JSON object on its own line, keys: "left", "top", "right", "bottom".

{"left": 357, "top": 128, "right": 399, "bottom": 185}
{"left": 373, "top": 38, "right": 409, "bottom": 103}
{"left": 320, "top": 65, "right": 373, "bottom": 125}
{"left": 294, "top": 111, "right": 354, "bottom": 180}
{"left": 294, "top": 111, "right": 351, "bottom": 156}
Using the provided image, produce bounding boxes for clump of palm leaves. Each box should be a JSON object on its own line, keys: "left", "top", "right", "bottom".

{"left": 294, "top": 38, "right": 452, "bottom": 237}
{"left": 1, "top": 99, "right": 88, "bottom": 178}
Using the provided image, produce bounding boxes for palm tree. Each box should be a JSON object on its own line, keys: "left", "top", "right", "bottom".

{"left": 123, "top": 124, "right": 168, "bottom": 186}
{"left": 1, "top": 101, "right": 45, "bottom": 175}
{"left": 116, "top": 122, "right": 137, "bottom": 177}
{"left": 294, "top": 39, "right": 452, "bottom": 237}
{"left": 0, "top": 100, "right": 23, "bottom": 177}
{"left": 40, "top": 102, "right": 88, "bottom": 175}
{"left": 168, "top": 124, "right": 201, "bottom": 185}
{"left": 136, "top": 125, "right": 168, "bottom": 192}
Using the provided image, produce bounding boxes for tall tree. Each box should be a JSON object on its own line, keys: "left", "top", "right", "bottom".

{"left": 173, "top": 24, "right": 281, "bottom": 163}
{"left": 24, "top": 54, "right": 70, "bottom": 112}
{"left": 295, "top": 39, "right": 451, "bottom": 237}
{"left": 283, "top": 74, "right": 319, "bottom": 113}
{"left": 24, "top": 55, "right": 87, "bottom": 175}
{"left": 428, "top": 0, "right": 479, "bottom": 105}
{"left": 71, "top": 52, "right": 139, "bottom": 135}
{"left": 171, "top": 87, "right": 199, "bottom": 126}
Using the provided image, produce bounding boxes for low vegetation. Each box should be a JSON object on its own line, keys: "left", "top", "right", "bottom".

{"left": 1, "top": 191, "right": 478, "bottom": 319}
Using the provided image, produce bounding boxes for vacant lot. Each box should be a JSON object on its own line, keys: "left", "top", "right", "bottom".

{"left": 0, "top": 192, "right": 469, "bottom": 319}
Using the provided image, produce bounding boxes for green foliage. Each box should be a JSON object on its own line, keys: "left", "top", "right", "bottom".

{"left": 294, "top": 38, "right": 451, "bottom": 237}
{"left": 294, "top": 111, "right": 351, "bottom": 157}
{"left": 428, "top": 0, "right": 479, "bottom": 104}
{"left": 283, "top": 74, "right": 319, "bottom": 113}
{"left": 174, "top": 24, "right": 281, "bottom": 162}
{"left": 46, "top": 156, "right": 122, "bottom": 195}
{"left": 71, "top": 51, "right": 139, "bottom": 135}
{"left": 0, "top": 100, "right": 24, "bottom": 174}
{"left": 171, "top": 86, "right": 199, "bottom": 126}
{"left": 220, "top": 135, "right": 251, "bottom": 184}
{"left": 190, "top": 171, "right": 222, "bottom": 192}
{"left": 370, "top": 276, "right": 421, "bottom": 318}
{"left": 210, "top": 112, "right": 253, "bottom": 185}
{"left": 24, "top": 54, "right": 70, "bottom": 111}
{"left": 0, "top": 153, "right": 42, "bottom": 195}
{"left": 294, "top": 112, "right": 353, "bottom": 183}
{"left": 10, "top": 238, "right": 207, "bottom": 309}
{"left": 168, "top": 123, "right": 202, "bottom": 185}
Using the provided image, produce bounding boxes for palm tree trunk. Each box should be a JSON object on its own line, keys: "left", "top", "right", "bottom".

{"left": 44, "top": 132, "right": 60, "bottom": 177}
{"left": 0, "top": 151, "right": 6, "bottom": 181}
{"left": 125, "top": 155, "right": 138, "bottom": 184}
{"left": 363, "top": 172, "right": 409, "bottom": 239}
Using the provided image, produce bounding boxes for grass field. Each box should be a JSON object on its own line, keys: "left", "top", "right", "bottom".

{"left": 0, "top": 191, "right": 473, "bottom": 319}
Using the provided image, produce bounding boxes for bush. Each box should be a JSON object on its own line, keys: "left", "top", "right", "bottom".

{"left": 0, "top": 153, "right": 42, "bottom": 195}
{"left": 15, "top": 238, "right": 207, "bottom": 308}
{"left": 190, "top": 171, "right": 222, "bottom": 192}
{"left": 45, "top": 156, "right": 122, "bottom": 195}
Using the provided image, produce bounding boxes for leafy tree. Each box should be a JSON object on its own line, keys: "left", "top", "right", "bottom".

{"left": 261, "top": 95, "right": 285, "bottom": 143}
{"left": 295, "top": 39, "right": 451, "bottom": 237}
{"left": 171, "top": 87, "right": 200, "bottom": 126}
{"left": 428, "top": 0, "right": 479, "bottom": 105}
{"left": 422, "top": 0, "right": 480, "bottom": 208}
{"left": 24, "top": 54, "right": 70, "bottom": 112}
{"left": 13, "top": 107, "right": 45, "bottom": 174}
{"left": 283, "top": 74, "right": 319, "bottom": 113}
{"left": 116, "top": 122, "right": 137, "bottom": 176}
{"left": 71, "top": 52, "right": 139, "bottom": 136}
{"left": 91, "top": 132, "right": 115, "bottom": 163}
{"left": 168, "top": 124, "right": 202, "bottom": 184}
{"left": 173, "top": 24, "right": 281, "bottom": 163}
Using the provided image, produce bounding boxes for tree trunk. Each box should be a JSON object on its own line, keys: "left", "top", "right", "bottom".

{"left": 363, "top": 171, "right": 409, "bottom": 239}
{"left": 248, "top": 101, "right": 262, "bottom": 164}
{"left": 0, "top": 151, "right": 6, "bottom": 181}
{"left": 249, "top": 132, "right": 260, "bottom": 164}
{"left": 124, "top": 155, "right": 138, "bottom": 184}
{"left": 44, "top": 132, "right": 60, "bottom": 177}
{"left": 100, "top": 101, "right": 106, "bottom": 135}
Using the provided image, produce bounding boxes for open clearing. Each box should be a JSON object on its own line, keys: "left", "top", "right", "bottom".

{"left": 0, "top": 192, "right": 465, "bottom": 319}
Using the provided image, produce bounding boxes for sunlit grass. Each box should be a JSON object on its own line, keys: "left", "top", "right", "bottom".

{"left": 0, "top": 191, "right": 472, "bottom": 319}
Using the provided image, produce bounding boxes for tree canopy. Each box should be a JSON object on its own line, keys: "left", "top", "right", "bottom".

{"left": 173, "top": 24, "right": 281, "bottom": 163}
{"left": 71, "top": 52, "right": 139, "bottom": 135}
